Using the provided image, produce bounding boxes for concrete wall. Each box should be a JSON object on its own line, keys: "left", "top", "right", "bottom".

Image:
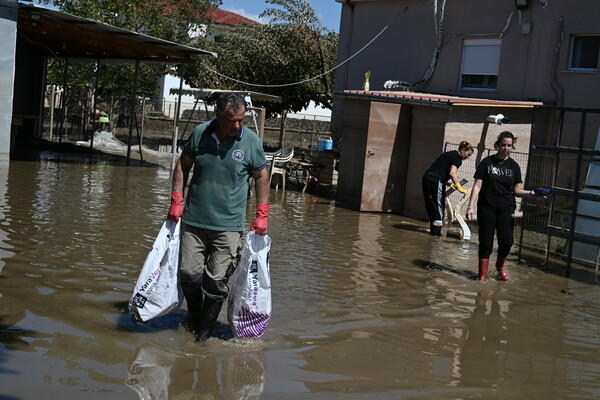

{"left": 335, "top": 0, "right": 600, "bottom": 104}
{"left": 336, "top": 98, "right": 370, "bottom": 210}
{"left": 408, "top": 105, "right": 536, "bottom": 219}
{"left": 0, "top": 0, "right": 18, "bottom": 163}
{"left": 332, "top": 0, "right": 600, "bottom": 217}
{"left": 333, "top": 0, "right": 600, "bottom": 147}
{"left": 336, "top": 93, "right": 538, "bottom": 218}
{"left": 403, "top": 106, "right": 448, "bottom": 218}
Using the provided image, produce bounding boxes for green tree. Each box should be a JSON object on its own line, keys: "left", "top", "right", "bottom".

{"left": 183, "top": 0, "right": 338, "bottom": 116}
{"left": 38, "top": 0, "right": 219, "bottom": 44}
{"left": 38, "top": 0, "right": 221, "bottom": 128}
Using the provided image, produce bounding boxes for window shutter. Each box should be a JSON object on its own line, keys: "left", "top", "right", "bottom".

{"left": 461, "top": 39, "right": 501, "bottom": 75}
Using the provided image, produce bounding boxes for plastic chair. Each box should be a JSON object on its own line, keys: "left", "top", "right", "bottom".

{"left": 270, "top": 145, "right": 294, "bottom": 190}
{"left": 264, "top": 148, "right": 282, "bottom": 177}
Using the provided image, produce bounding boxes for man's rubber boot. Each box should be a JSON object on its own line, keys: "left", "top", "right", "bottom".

{"left": 181, "top": 285, "right": 203, "bottom": 336}
{"left": 195, "top": 298, "right": 224, "bottom": 342}
{"left": 496, "top": 255, "right": 509, "bottom": 281}
{"left": 430, "top": 224, "right": 442, "bottom": 236}
{"left": 478, "top": 258, "right": 489, "bottom": 281}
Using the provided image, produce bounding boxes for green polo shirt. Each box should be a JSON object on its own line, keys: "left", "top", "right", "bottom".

{"left": 181, "top": 119, "right": 267, "bottom": 231}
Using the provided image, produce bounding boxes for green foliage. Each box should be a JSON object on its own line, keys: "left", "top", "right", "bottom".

{"left": 38, "top": 0, "right": 219, "bottom": 44}
{"left": 182, "top": 0, "right": 338, "bottom": 117}
{"left": 38, "top": 0, "right": 220, "bottom": 110}
{"left": 39, "top": 0, "right": 338, "bottom": 119}
{"left": 46, "top": 59, "right": 166, "bottom": 99}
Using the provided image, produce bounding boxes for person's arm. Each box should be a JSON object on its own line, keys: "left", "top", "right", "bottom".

{"left": 466, "top": 178, "right": 482, "bottom": 221}
{"left": 449, "top": 164, "right": 468, "bottom": 195}
{"left": 449, "top": 164, "right": 459, "bottom": 185}
{"left": 250, "top": 166, "right": 270, "bottom": 235}
{"left": 252, "top": 166, "right": 270, "bottom": 205}
{"left": 513, "top": 182, "right": 529, "bottom": 198}
{"left": 513, "top": 183, "right": 549, "bottom": 198}
{"left": 167, "top": 153, "right": 194, "bottom": 221}
{"left": 172, "top": 153, "right": 194, "bottom": 192}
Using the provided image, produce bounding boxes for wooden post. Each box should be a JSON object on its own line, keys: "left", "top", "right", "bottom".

{"left": 58, "top": 58, "right": 69, "bottom": 144}
{"left": 140, "top": 97, "right": 146, "bottom": 147}
{"left": 126, "top": 60, "right": 140, "bottom": 166}
{"left": 170, "top": 75, "right": 184, "bottom": 176}
{"left": 49, "top": 85, "right": 55, "bottom": 141}
{"left": 258, "top": 107, "right": 266, "bottom": 141}
{"left": 279, "top": 109, "right": 287, "bottom": 147}
{"left": 90, "top": 60, "right": 100, "bottom": 149}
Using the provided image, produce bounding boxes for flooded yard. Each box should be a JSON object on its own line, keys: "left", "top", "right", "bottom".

{"left": 1, "top": 152, "right": 599, "bottom": 399}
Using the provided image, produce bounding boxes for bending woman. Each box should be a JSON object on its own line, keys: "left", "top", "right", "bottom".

{"left": 422, "top": 141, "right": 474, "bottom": 235}
{"left": 466, "top": 131, "right": 546, "bottom": 281}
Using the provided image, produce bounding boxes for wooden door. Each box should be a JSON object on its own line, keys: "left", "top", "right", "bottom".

{"left": 360, "top": 102, "right": 403, "bottom": 212}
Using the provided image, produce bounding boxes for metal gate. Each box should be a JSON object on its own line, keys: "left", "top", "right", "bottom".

{"left": 518, "top": 106, "right": 600, "bottom": 277}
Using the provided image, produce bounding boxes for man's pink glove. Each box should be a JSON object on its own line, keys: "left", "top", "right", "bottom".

{"left": 250, "top": 203, "right": 269, "bottom": 235}
{"left": 167, "top": 192, "right": 184, "bottom": 222}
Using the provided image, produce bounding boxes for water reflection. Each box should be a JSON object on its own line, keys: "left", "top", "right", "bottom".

{"left": 457, "top": 288, "right": 510, "bottom": 388}
{"left": 1, "top": 155, "right": 600, "bottom": 399}
{"left": 0, "top": 163, "right": 13, "bottom": 275}
{"left": 127, "top": 342, "right": 265, "bottom": 399}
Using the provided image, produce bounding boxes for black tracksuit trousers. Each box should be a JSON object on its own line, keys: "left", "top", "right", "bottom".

{"left": 477, "top": 204, "right": 514, "bottom": 259}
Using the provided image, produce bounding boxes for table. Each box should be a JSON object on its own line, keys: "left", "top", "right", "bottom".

{"left": 286, "top": 160, "right": 324, "bottom": 193}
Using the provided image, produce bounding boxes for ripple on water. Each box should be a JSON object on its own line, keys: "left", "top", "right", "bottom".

{"left": 2, "top": 159, "right": 600, "bottom": 399}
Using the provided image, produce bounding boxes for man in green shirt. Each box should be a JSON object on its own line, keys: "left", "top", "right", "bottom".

{"left": 167, "top": 92, "right": 270, "bottom": 341}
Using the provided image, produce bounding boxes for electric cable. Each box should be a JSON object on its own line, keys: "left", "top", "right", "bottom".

{"left": 199, "top": 18, "right": 393, "bottom": 89}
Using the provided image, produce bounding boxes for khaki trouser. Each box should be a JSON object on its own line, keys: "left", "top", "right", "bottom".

{"left": 179, "top": 223, "right": 243, "bottom": 300}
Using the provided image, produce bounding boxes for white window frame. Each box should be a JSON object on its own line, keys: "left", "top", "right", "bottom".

{"left": 568, "top": 35, "right": 600, "bottom": 72}
{"left": 460, "top": 38, "right": 501, "bottom": 91}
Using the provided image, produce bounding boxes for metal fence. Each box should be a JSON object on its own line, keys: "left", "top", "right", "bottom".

{"left": 517, "top": 106, "right": 600, "bottom": 276}
{"left": 448, "top": 105, "right": 600, "bottom": 277}
{"left": 42, "top": 95, "right": 332, "bottom": 154}
{"left": 443, "top": 142, "right": 568, "bottom": 266}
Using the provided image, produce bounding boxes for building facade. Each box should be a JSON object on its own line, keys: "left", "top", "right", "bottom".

{"left": 331, "top": 0, "right": 600, "bottom": 218}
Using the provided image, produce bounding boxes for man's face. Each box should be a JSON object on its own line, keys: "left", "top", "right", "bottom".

{"left": 216, "top": 106, "right": 246, "bottom": 138}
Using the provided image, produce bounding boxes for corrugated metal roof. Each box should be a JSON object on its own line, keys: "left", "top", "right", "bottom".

{"left": 338, "top": 90, "right": 544, "bottom": 109}
{"left": 17, "top": 3, "right": 217, "bottom": 63}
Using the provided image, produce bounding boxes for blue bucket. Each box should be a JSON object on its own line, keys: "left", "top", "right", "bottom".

{"left": 317, "top": 136, "right": 333, "bottom": 151}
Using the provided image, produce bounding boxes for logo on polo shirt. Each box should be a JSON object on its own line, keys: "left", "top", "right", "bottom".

{"left": 232, "top": 150, "right": 244, "bottom": 161}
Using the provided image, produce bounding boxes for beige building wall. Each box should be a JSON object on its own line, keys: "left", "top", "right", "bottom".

{"left": 335, "top": 0, "right": 600, "bottom": 104}
{"left": 336, "top": 92, "right": 541, "bottom": 218}
{"left": 333, "top": 0, "right": 600, "bottom": 218}
{"left": 336, "top": 98, "right": 371, "bottom": 210}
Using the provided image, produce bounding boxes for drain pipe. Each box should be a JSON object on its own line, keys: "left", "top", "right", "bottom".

{"left": 550, "top": 17, "right": 565, "bottom": 107}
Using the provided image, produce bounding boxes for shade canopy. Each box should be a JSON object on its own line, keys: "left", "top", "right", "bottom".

{"left": 17, "top": 4, "right": 217, "bottom": 63}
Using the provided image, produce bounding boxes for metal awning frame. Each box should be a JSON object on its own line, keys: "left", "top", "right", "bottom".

{"left": 169, "top": 88, "right": 282, "bottom": 104}
{"left": 17, "top": 3, "right": 217, "bottom": 63}
{"left": 14, "top": 3, "right": 219, "bottom": 167}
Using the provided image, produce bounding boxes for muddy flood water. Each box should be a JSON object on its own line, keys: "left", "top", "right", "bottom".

{"left": 1, "top": 151, "right": 600, "bottom": 399}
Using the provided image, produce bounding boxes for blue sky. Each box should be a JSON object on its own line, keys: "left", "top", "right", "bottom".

{"left": 220, "top": 0, "right": 342, "bottom": 32}
{"left": 32, "top": 1, "right": 341, "bottom": 32}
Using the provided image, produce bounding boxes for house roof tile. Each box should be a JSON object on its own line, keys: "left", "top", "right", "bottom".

{"left": 206, "top": 8, "right": 259, "bottom": 26}
{"left": 340, "top": 90, "right": 544, "bottom": 108}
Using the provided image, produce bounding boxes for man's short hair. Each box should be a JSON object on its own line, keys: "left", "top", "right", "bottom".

{"left": 216, "top": 92, "right": 246, "bottom": 112}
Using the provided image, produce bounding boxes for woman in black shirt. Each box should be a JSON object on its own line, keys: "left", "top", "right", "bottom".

{"left": 466, "top": 131, "right": 546, "bottom": 281}
{"left": 422, "top": 141, "right": 474, "bottom": 235}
